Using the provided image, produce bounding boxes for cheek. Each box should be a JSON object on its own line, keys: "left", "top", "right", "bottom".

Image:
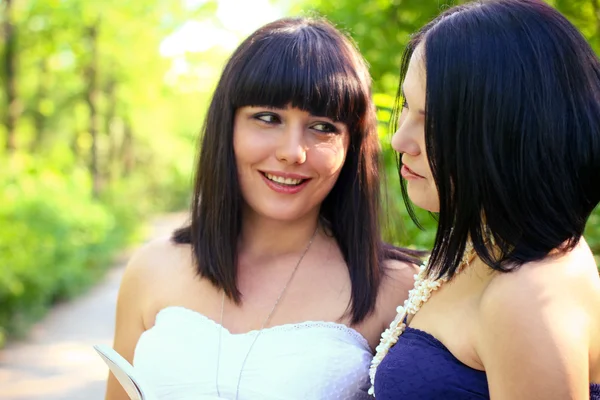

{"left": 422, "top": 146, "right": 434, "bottom": 180}
{"left": 310, "top": 140, "right": 348, "bottom": 177}
{"left": 406, "top": 180, "right": 440, "bottom": 213}
{"left": 234, "top": 130, "right": 268, "bottom": 166}
{"left": 233, "top": 135, "right": 263, "bottom": 188}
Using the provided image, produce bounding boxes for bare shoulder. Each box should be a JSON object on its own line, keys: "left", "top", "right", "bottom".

{"left": 119, "top": 235, "right": 194, "bottom": 314}
{"left": 480, "top": 239, "right": 600, "bottom": 321}
{"left": 475, "top": 240, "right": 599, "bottom": 398}
{"left": 131, "top": 234, "right": 192, "bottom": 266}
{"left": 125, "top": 235, "right": 193, "bottom": 279}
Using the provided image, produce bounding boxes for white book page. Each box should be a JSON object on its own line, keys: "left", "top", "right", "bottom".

{"left": 94, "top": 344, "right": 157, "bottom": 400}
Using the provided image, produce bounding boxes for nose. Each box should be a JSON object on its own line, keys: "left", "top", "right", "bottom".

{"left": 275, "top": 123, "right": 307, "bottom": 164}
{"left": 391, "top": 116, "right": 420, "bottom": 156}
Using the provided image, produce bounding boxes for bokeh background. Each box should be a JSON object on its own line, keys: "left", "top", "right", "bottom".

{"left": 0, "top": 0, "right": 598, "bottom": 390}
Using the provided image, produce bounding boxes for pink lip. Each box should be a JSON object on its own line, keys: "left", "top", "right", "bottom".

{"left": 401, "top": 165, "right": 425, "bottom": 180}
{"left": 260, "top": 172, "right": 311, "bottom": 194}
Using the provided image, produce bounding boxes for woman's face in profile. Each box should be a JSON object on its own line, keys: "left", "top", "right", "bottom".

{"left": 233, "top": 104, "right": 350, "bottom": 222}
{"left": 391, "top": 44, "right": 440, "bottom": 213}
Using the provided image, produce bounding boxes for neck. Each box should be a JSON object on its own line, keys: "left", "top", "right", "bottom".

{"left": 239, "top": 207, "right": 320, "bottom": 258}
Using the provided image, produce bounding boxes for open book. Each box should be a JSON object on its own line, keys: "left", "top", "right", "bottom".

{"left": 94, "top": 344, "right": 158, "bottom": 400}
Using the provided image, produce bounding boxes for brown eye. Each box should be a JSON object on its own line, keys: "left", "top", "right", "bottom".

{"left": 255, "top": 113, "right": 280, "bottom": 124}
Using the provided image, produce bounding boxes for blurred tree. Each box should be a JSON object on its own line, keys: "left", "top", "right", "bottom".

{"left": 296, "top": 0, "right": 460, "bottom": 95}
{"left": 0, "top": 0, "right": 236, "bottom": 342}
{"left": 0, "top": 0, "right": 217, "bottom": 191}
{"left": 2, "top": 0, "right": 19, "bottom": 153}
{"left": 300, "top": 0, "right": 600, "bottom": 94}
{"left": 551, "top": 0, "right": 600, "bottom": 51}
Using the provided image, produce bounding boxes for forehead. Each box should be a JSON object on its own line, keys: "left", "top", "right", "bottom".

{"left": 404, "top": 44, "right": 426, "bottom": 96}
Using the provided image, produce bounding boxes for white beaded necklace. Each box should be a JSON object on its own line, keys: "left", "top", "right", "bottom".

{"left": 368, "top": 242, "right": 476, "bottom": 396}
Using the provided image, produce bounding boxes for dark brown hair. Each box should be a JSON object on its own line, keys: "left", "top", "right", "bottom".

{"left": 174, "top": 17, "right": 420, "bottom": 324}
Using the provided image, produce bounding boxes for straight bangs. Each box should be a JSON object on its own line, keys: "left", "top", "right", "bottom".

{"left": 230, "top": 26, "right": 369, "bottom": 129}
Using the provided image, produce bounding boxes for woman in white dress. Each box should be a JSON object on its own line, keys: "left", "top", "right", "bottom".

{"left": 105, "top": 17, "right": 421, "bottom": 400}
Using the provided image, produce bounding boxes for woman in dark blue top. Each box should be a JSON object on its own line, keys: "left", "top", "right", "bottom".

{"left": 370, "top": 0, "right": 600, "bottom": 399}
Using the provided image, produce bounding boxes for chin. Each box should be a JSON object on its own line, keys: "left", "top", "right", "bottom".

{"left": 407, "top": 187, "right": 440, "bottom": 213}
{"left": 250, "top": 202, "right": 318, "bottom": 223}
{"left": 260, "top": 210, "right": 313, "bottom": 223}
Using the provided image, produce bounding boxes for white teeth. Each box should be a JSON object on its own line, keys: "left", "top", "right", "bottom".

{"left": 265, "top": 173, "right": 303, "bottom": 185}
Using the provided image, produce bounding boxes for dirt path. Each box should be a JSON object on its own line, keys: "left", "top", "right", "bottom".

{"left": 0, "top": 213, "right": 188, "bottom": 400}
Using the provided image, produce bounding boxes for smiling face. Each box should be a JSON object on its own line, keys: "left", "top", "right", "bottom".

{"left": 391, "top": 44, "right": 440, "bottom": 213}
{"left": 233, "top": 105, "right": 350, "bottom": 222}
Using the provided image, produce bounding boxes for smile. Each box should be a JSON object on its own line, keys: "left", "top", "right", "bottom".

{"left": 263, "top": 172, "right": 306, "bottom": 186}
{"left": 259, "top": 171, "right": 311, "bottom": 194}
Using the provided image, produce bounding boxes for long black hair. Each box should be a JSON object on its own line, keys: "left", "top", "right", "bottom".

{"left": 174, "top": 17, "right": 421, "bottom": 324}
{"left": 393, "top": 0, "right": 600, "bottom": 279}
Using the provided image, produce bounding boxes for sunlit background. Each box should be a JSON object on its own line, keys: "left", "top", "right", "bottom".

{"left": 0, "top": 0, "right": 598, "bottom": 398}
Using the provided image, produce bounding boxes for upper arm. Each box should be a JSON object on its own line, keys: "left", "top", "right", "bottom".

{"left": 477, "top": 266, "right": 590, "bottom": 400}
{"left": 105, "top": 243, "right": 157, "bottom": 400}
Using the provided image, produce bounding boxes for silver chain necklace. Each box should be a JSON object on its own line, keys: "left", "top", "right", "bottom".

{"left": 215, "top": 226, "right": 318, "bottom": 399}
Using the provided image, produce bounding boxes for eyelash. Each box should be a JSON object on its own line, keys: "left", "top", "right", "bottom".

{"left": 312, "top": 123, "right": 338, "bottom": 134}
{"left": 255, "top": 113, "right": 280, "bottom": 124}
{"left": 253, "top": 113, "right": 339, "bottom": 134}
{"left": 402, "top": 98, "right": 409, "bottom": 110}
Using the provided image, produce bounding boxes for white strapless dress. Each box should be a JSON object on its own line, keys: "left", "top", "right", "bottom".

{"left": 133, "top": 306, "right": 373, "bottom": 400}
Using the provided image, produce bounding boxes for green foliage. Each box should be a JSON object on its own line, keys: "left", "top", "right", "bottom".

{"left": 0, "top": 156, "right": 142, "bottom": 346}
{"left": 0, "top": 0, "right": 226, "bottom": 346}
{"left": 294, "top": 0, "right": 461, "bottom": 95}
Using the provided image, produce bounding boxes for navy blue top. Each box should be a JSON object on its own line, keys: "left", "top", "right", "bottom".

{"left": 374, "top": 326, "right": 600, "bottom": 399}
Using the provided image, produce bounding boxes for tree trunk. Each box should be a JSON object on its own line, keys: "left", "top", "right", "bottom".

{"left": 121, "top": 118, "right": 134, "bottom": 177}
{"left": 31, "top": 59, "right": 49, "bottom": 152}
{"left": 3, "top": 0, "right": 19, "bottom": 153}
{"left": 104, "top": 77, "right": 117, "bottom": 184}
{"left": 84, "top": 21, "right": 101, "bottom": 196}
